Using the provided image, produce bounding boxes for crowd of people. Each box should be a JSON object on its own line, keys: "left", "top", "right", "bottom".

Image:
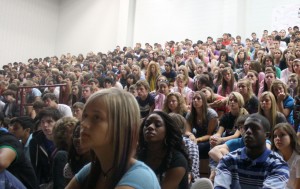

{"left": 0, "top": 25, "right": 300, "bottom": 189}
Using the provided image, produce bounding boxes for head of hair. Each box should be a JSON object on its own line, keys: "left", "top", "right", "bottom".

{"left": 42, "top": 93, "right": 58, "bottom": 102}
{"left": 200, "top": 87, "right": 216, "bottom": 102}
{"left": 8, "top": 83, "right": 18, "bottom": 91}
{"left": 83, "top": 88, "right": 140, "bottom": 188}
{"left": 137, "top": 111, "right": 189, "bottom": 176}
{"left": 195, "top": 74, "right": 212, "bottom": 89}
{"left": 247, "top": 113, "right": 270, "bottom": 133}
{"left": 228, "top": 92, "right": 249, "bottom": 116}
{"left": 235, "top": 114, "right": 250, "bottom": 127}
{"left": 168, "top": 113, "right": 188, "bottom": 134}
{"left": 2, "top": 89, "right": 16, "bottom": 98}
{"left": 258, "top": 91, "right": 277, "bottom": 129}
{"left": 163, "top": 92, "right": 187, "bottom": 115}
{"left": 188, "top": 91, "right": 208, "bottom": 126}
{"left": 53, "top": 117, "right": 78, "bottom": 150}
{"left": 178, "top": 65, "right": 190, "bottom": 82}
{"left": 262, "top": 55, "right": 274, "bottom": 71}
{"left": 72, "top": 102, "right": 84, "bottom": 110}
{"left": 10, "top": 116, "right": 34, "bottom": 132}
{"left": 237, "top": 78, "right": 254, "bottom": 98}
{"left": 37, "top": 107, "right": 62, "bottom": 121}
{"left": 249, "top": 61, "right": 262, "bottom": 73}
{"left": 146, "top": 61, "right": 160, "bottom": 80}
{"left": 270, "top": 80, "right": 288, "bottom": 99}
{"left": 271, "top": 123, "right": 300, "bottom": 154}
{"left": 221, "top": 67, "right": 235, "bottom": 96}
{"left": 135, "top": 80, "right": 150, "bottom": 91}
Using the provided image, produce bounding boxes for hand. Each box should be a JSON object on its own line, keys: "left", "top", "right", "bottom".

{"left": 277, "top": 93, "right": 285, "bottom": 101}
{"left": 212, "top": 100, "right": 223, "bottom": 107}
{"left": 189, "top": 134, "right": 197, "bottom": 144}
{"left": 210, "top": 135, "right": 223, "bottom": 147}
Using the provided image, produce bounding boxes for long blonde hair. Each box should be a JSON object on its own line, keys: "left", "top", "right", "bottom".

{"left": 83, "top": 88, "right": 140, "bottom": 188}
{"left": 237, "top": 78, "right": 254, "bottom": 100}
{"left": 228, "top": 92, "right": 248, "bottom": 116}
{"left": 258, "top": 91, "right": 277, "bottom": 129}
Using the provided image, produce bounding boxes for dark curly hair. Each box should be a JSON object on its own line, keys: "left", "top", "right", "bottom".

{"left": 137, "top": 111, "right": 190, "bottom": 179}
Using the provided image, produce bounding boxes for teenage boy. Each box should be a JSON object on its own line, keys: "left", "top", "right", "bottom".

{"left": 214, "top": 114, "right": 289, "bottom": 189}
{"left": 10, "top": 116, "right": 35, "bottom": 161}
{"left": 0, "top": 129, "right": 39, "bottom": 189}
{"left": 29, "top": 108, "right": 62, "bottom": 186}
{"left": 135, "top": 80, "right": 155, "bottom": 118}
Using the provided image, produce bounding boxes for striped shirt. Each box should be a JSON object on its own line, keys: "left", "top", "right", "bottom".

{"left": 214, "top": 147, "right": 289, "bottom": 189}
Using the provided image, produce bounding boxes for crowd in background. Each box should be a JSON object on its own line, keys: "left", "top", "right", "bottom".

{"left": 0, "top": 25, "right": 300, "bottom": 189}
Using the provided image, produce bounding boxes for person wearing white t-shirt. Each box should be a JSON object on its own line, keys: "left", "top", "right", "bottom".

{"left": 42, "top": 93, "right": 72, "bottom": 117}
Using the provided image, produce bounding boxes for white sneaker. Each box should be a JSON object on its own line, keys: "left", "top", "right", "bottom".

{"left": 191, "top": 178, "right": 213, "bottom": 189}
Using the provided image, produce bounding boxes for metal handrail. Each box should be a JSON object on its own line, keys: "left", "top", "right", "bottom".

{"left": 16, "top": 84, "right": 67, "bottom": 116}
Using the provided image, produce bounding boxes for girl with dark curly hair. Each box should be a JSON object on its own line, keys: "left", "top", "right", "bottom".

{"left": 137, "top": 111, "right": 190, "bottom": 189}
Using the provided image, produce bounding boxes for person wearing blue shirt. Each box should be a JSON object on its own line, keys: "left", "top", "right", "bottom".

{"left": 270, "top": 80, "right": 294, "bottom": 126}
{"left": 10, "top": 116, "right": 35, "bottom": 162}
{"left": 214, "top": 114, "right": 289, "bottom": 189}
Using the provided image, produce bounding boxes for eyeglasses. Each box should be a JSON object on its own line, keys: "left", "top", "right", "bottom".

{"left": 158, "top": 79, "right": 168, "bottom": 82}
{"left": 228, "top": 98, "right": 238, "bottom": 103}
{"left": 274, "top": 52, "right": 281, "bottom": 54}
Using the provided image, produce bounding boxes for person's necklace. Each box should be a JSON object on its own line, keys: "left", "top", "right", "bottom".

{"left": 102, "top": 167, "right": 114, "bottom": 180}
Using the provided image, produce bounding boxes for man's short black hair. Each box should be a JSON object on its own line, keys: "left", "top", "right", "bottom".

{"left": 10, "top": 116, "right": 34, "bottom": 131}
{"left": 246, "top": 113, "right": 270, "bottom": 133}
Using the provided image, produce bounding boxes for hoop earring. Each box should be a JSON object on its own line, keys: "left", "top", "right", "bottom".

{"left": 164, "top": 138, "right": 168, "bottom": 146}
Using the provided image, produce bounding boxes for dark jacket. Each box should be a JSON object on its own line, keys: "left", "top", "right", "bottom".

{"left": 3, "top": 100, "right": 20, "bottom": 118}
{"left": 29, "top": 130, "right": 53, "bottom": 185}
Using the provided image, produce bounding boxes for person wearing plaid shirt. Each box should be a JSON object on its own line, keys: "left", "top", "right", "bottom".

{"left": 214, "top": 114, "right": 289, "bottom": 189}
{"left": 183, "top": 136, "right": 200, "bottom": 182}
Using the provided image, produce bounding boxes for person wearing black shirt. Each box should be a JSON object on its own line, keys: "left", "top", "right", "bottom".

{"left": 0, "top": 130, "right": 39, "bottom": 189}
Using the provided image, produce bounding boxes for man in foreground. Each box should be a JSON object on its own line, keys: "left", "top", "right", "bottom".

{"left": 214, "top": 114, "right": 289, "bottom": 189}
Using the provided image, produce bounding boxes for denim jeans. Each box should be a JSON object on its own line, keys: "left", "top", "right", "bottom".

{"left": 0, "top": 170, "right": 26, "bottom": 189}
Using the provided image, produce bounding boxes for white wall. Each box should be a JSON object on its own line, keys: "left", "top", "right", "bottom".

{"left": 0, "top": 0, "right": 299, "bottom": 67}
{"left": 55, "top": 0, "right": 131, "bottom": 57}
{"left": 133, "top": 0, "right": 300, "bottom": 46}
{"left": 0, "top": 0, "right": 59, "bottom": 65}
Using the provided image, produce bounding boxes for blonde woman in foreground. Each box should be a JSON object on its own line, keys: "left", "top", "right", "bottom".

{"left": 66, "top": 88, "right": 160, "bottom": 189}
